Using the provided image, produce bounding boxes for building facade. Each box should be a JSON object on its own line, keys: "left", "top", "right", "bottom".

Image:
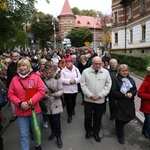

{"left": 57, "top": 0, "right": 111, "bottom": 50}
{"left": 111, "top": 0, "right": 150, "bottom": 54}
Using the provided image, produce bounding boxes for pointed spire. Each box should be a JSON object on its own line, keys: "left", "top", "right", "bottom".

{"left": 59, "top": 0, "right": 74, "bottom": 16}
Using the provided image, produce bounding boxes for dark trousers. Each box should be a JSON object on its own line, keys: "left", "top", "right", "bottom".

{"left": 48, "top": 114, "right": 61, "bottom": 138}
{"left": 143, "top": 113, "right": 150, "bottom": 138}
{"left": 64, "top": 93, "right": 77, "bottom": 116}
{"left": 108, "top": 95, "right": 116, "bottom": 118}
{"left": 115, "top": 119, "right": 129, "bottom": 138}
{"left": 84, "top": 101, "right": 104, "bottom": 136}
{"left": 0, "top": 136, "right": 3, "bottom": 150}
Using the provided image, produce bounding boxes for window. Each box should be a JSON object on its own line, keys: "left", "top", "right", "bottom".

{"left": 98, "top": 33, "right": 102, "bottom": 38}
{"left": 130, "top": 29, "right": 133, "bottom": 42}
{"left": 142, "top": 25, "right": 146, "bottom": 40}
{"left": 64, "top": 30, "right": 67, "bottom": 37}
{"left": 129, "top": 4, "right": 133, "bottom": 19}
{"left": 141, "top": 0, "right": 146, "bottom": 12}
{"left": 114, "top": 11, "right": 118, "bottom": 23}
{"left": 115, "top": 33, "right": 118, "bottom": 43}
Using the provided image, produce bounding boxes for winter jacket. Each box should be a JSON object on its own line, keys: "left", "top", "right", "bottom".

{"left": 80, "top": 66, "right": 112, "bottom": 104}
{"left": 138, "top": 75, "right": 150, "bottom": 113}
{"left": 111, "top": 74, "right": 137, "bottom": 121}
{"left": 8, "top": 73, "right": 45, "bottom": 116}
{"left": 60, "top": 65, "right": 81, "bottom": 94}
{"left": 6, "top": 61, "right": 18, "bottom": 88}
{"left": 43, "top": 77, "right": 64, "bottom": 115}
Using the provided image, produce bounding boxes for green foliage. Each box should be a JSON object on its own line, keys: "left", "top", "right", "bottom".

{"left": 66, "top": 27, "right": 93, "bottom": 47}
{"left": 110, "top": 52, "right": 149, "bottom": 71}
{"left": 72, "top": 7, "right": 80, "bottom": 15}
{"left": 30, "top": 12, "right": 59, "bottom": 49}
{"left": 71, "top": 7, "right": 101, "bottom": 17}
{"left": 0, "top": 0, "right": 50, "bottom": 50}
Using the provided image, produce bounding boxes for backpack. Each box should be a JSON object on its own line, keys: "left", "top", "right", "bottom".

{"left": 0, "top": 87, "right": 7, "bottom": 108}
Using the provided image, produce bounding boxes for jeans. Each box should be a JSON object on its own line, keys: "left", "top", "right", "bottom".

{"left": 42, "top": 113, "right": 49, "bottom": 123}
{"left": 18, "top": 113, "right": 41, "bottom": 150}
{"left": 143, "top": 113, "right": 150, "bottom": 138}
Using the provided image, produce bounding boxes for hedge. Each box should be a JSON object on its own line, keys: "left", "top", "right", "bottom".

{"left": 109, "top": 52, "right": 149, "bottom": 71}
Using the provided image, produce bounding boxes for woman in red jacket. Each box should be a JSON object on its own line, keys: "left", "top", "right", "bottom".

{"left": 8, "top": 58, "right": 45, "bottom": 150}
{"left": 138, "top": 67, "right": 150, "bottom": 140}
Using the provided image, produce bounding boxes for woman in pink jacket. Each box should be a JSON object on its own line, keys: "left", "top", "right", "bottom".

{"left": 8, "top": 58, "right": 45, "bottom": 150}
{"left": 61, "top": 57, "right": 81, "bottom": 123}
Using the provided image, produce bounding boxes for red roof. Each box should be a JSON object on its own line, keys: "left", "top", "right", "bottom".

{"left": 59, "top": 0, "right": 74, "bottom": 16}
{"left": 75, "top": 15, "right": 102, "bottom": 29}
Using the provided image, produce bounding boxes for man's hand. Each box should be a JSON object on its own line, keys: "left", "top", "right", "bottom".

{"left": 90, "top": 95, "right": 101, "bottom": 101}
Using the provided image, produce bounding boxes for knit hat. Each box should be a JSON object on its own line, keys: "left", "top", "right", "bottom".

{"left": 65, "top": 57, "right": 73, "bottom": 62}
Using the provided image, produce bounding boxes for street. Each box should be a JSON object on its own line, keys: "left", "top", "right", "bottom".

{"left": 1, "top": 91, "right": 150, "bottom": 150}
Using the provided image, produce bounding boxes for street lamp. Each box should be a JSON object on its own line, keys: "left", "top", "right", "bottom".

{"left": 52, "top": 17, "right": 56, "bottom": 49}
{"left": 94, "top": 25, "right": 96, "bottom": 52}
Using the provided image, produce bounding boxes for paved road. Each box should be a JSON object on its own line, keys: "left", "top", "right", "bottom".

{"left": 1, "top": 74, "right": 149, "bottom": 150}
{"left": 1, "top": 94, "right": 150, "bottom": 150}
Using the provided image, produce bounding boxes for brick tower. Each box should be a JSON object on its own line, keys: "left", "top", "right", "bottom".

{"left": 57, "top": 0, "right": 76, "bottom": 44}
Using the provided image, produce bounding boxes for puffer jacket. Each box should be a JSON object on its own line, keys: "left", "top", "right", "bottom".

{"left": 43, "top": 77, "right": 64, "bottom": 115}
{"left": 8, "top": 73, "right": 45, "bottom": 116}
{"left": 138, "top": 75, "right": 150, "bottom": 113}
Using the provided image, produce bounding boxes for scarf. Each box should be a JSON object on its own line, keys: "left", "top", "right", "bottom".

{"left": 67, "top": 66, "right": 73, "bottom": 71}
{"left": 120, "top": 77, "right": 133, "bottom": 94}
{"left": 18, "top": 71, "right": 31, "bottom": 78}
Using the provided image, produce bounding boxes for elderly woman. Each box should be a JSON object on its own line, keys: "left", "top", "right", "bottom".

{"left": 61, "top": 57, "right": 81, "bottom": 123}
{"left": 78, "top": 55, "right": 90, "bottom": 105}
{"left": 43, "top": 63, "right": 64, "bottom": 148}
{"left": 110, "top": 64, "right": 137, "bottom": 145}
{"left": 8, "top": 58, "right": 45, "bottom": 150}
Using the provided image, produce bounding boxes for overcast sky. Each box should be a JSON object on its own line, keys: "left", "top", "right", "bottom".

{"left": 35, "top": 0, "right": 112, "bottom": 17}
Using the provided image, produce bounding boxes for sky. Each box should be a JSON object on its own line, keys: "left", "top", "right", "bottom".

{"left": 35, "top": 0, "right": 112, "bottom": 17}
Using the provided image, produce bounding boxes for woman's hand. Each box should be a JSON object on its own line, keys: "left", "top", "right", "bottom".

{"left": 125, "top": 93, "right": 132, "bottom": 99}
{"left": 21, "top": 102, "right": 30, "bottom": 110}
{"left": 50, "top": 93, "right": 57, "bottom": 97}
{"left": 70, "top": 79, "right": 76, "bottom": 84}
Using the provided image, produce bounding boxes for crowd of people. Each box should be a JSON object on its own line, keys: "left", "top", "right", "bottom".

{"left": 0, "top": 47, "right": 149, "bottom": 150}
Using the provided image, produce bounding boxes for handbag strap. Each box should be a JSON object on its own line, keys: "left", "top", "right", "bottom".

{"left": 43, "top": 79, "right": 55, "bottom": 93}
{"left": 19, "top": 80, "right": 26, "bottom": 90}
{"left": 75, "top": 69, "right": 78, "bottom": 77}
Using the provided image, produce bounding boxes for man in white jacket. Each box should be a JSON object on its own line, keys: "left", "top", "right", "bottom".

{"left": 80, "top": 56, "right": 112, "bottom": 142}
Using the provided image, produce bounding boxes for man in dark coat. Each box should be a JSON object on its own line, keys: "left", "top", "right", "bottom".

{"left": 7, "top": 51, "right": 20, "bottom": 122}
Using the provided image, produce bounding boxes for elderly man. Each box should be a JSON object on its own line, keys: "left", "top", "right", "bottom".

{"left": 7, "top": 51, "right": 20, "bottom": 122}
{"left": 80, "top": 56, "right": 112, "bottom": 142}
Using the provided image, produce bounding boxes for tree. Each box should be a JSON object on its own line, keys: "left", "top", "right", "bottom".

{"left": 72, "top": 7, "right": 102, "bottom": 17}
{"left": 100, "top": 14, "right": 112, "bottom": 50}
{"left": 72, "top": 7, "right": 80, "bottom": 15}
{"left": 30, "top": 12, "right": 59, "bottom": 49}
{"left": 66, "top": 27, "right": 93, "bottom": 47}
{"left": 0, "top": 0, "right": 50, "bottom": 50}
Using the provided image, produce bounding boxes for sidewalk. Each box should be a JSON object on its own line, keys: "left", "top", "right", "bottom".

{"left": 130, "top": 73, "right": 144, "bottom": 124}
